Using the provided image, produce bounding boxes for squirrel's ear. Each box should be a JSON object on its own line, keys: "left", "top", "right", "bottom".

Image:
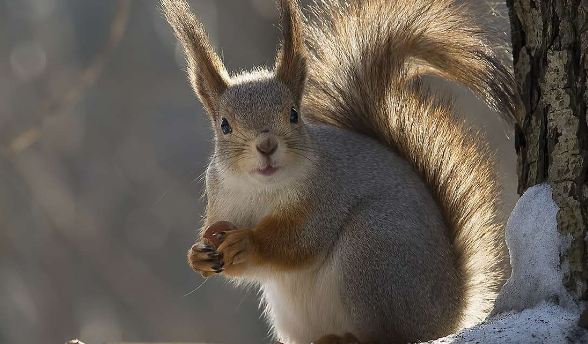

{"left": 275, "top": 0, "right": 307, "bottom": 105}
{"left": 162, "top": 0, "right": 230, "bottom": 117}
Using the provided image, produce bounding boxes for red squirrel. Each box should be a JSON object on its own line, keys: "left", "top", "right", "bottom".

{"left": 162, "top": 0, "right": 518, "bottom": 343}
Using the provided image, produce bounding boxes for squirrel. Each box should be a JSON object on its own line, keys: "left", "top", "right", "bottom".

{"left": 161, "top": 0, "right": 519, "bottom": 343}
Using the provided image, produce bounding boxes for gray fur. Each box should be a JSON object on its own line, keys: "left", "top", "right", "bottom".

{"left": 295, "top": 125, "right": 464, "bottom": 342}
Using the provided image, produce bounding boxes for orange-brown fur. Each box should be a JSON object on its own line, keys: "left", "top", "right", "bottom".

{"left": 245, "top": 200, "right": 314, "bottom": 269}
{"left": 189, "top": 200, "right": 314, "bottom": 277}
{"left": 315, "top": 333, "right": 368, "bottom": 344}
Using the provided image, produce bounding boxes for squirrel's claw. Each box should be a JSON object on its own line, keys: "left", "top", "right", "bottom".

{"left": 217, "top": 229, "right": 254, "bottom": 267}
{"left": 215, "top": 231, "right": 226, "bottom": 241}
{"left": 187, "top": 242, "right": 223, "bottom": 277}
{"left": 198, "top": 243, "right": 215, "bottom": 252}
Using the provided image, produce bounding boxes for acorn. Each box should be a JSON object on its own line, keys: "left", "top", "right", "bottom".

{"left": 203, "top": 221, "right": 237, "bottom": 248}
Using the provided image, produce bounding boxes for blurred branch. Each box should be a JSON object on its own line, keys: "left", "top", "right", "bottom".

{"left": 69, "top": 341, "right": 209, "bottom": 344}
{"left": 67, "top": 339, "right": 209, "bottom": 344}
{"left": 3, "top": 0, "right": 133, "bottom": 157}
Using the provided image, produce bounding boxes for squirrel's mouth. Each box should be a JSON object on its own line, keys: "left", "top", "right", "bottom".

{"left": 255, "top": 165, "right": 279, "bottom": 176}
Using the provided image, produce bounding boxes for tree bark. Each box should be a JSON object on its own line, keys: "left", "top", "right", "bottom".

{"left": 507, "top": 0, "right": 588, "bottom": 300}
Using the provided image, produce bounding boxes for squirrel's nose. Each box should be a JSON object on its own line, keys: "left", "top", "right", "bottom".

{"left": 256, "top": 137, "right": 278, "bottom": 156}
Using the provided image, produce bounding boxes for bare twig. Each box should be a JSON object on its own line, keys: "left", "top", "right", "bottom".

{"left": 4, "top": 0, "right": 133, "bottom": 156}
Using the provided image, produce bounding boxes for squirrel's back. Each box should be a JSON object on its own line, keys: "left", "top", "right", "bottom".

{"left": 303, "top": 0, "right": 518, "bottom": 325}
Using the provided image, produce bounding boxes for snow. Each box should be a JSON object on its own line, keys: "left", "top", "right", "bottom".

{"left": 428, "top": 302, "right": 585, "bottom": 344}
{"left": 426, "top": 183, "right": 588, "bottom": 344}
{"left": 492, "top": 182, "right": 576, "bottom": 313}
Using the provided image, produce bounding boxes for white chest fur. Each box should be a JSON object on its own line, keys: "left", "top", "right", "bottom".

{"left": 209, "top": 166, "right": 348, "bottom": 343}
{"left": 259, "top": 259, "right": 351, "bottom": 344}
{"left": 211, "top": 170, "right": 305, "bottom": 228}
{"left": 212, "top": 185, "right": 274, "bottom": 229}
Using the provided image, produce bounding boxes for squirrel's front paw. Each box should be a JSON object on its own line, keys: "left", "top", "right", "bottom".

{"left": 217, "top": 229, "right": 255, "bottom": 267}
{"left": 188, "top": 242, "right": 224, "bottom": 278}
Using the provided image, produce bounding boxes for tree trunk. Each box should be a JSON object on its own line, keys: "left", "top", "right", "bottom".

{"left": 507, "top": 0, "right": 588, "bottom": 300}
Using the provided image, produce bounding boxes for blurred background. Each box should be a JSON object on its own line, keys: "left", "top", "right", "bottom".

{"left": 0, "top": 1, "right": 517, "bottom": 344}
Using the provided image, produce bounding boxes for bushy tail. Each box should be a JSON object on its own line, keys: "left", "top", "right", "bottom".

{"left": 303, "top": 0, "right": 517, "bottom": 326}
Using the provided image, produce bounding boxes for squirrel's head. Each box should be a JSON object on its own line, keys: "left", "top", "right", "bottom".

{"left": 162, "top": 0, "right": 313, "bottom": 188}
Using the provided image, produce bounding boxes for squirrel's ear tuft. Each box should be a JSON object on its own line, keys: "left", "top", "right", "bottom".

{"left": 162, "top": 0, "right": 229, "bottom": 117}
{"left": 275, "top": 0, "right": 307, "bottom": 105}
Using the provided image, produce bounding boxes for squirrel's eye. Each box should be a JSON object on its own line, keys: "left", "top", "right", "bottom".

{"left": 220, "top": 118, "right": 232, "bottom": 135}
{"left": 290, "top": 107, "right": 299, "bottom": 124}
